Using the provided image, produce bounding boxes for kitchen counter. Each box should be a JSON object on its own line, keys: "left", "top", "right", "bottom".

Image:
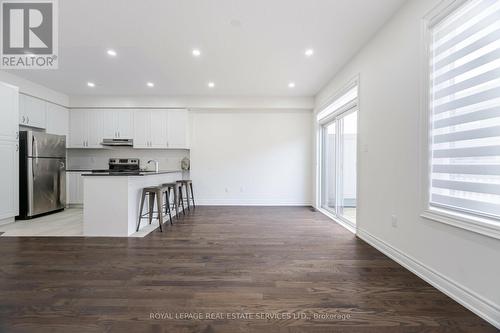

{"left": 81, "top": 170, "right": 182, "bottom": 176}
{"left": 83, "top": 170, "right": 186, "bottom": 236}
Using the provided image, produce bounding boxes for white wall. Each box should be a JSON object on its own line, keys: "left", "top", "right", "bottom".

{"left": 69, "top": 95, "right": 314, "bottom": 110}
{"left": 315, "top": 0, "right": 500, "bottom": 327}
{"left": 0, "top": 71, "right": 69, "bottom": 106}
{"left": 191, "top": 109, "right": 312, "bottom": 205}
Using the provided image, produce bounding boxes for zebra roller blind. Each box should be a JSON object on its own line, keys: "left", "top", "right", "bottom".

{"left": 429, "top": 0, "right": 500, "bottom": 220}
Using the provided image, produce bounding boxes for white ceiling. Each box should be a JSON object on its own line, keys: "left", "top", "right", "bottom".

{"left": 8, "top": 0, "right": 405, "bottom": 97}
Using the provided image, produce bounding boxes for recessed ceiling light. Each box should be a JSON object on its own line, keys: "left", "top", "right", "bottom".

{"left": 305, "top": 49, "right": 314, "bottom": 57}
{"left": 208, "top": 82, "right": 215, "bottom": 88}
{"left": 87, "top": 82, "right": 95, "bottom": 87}
{"left": 107, "top": 49, "right": 117, "bottom": 57}
{"left": 192, "top": 49, "right": 201, "bottom": 57}
{"left": 288, "top": 82, "right": 296, "bottom": 88}
{"left": 147, "top": 82, "right": 154, "bottom": 87}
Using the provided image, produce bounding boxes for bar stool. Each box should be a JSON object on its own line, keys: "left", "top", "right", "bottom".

{"left": 136, "top": 186, "right": 164, "bottom": 232}
{"left": 161, "top": 184, "right": 173, "bottom": 225}
{"left": 162, "top": 182, "right": 185, "bottom": 219}
{"left": 176, "top": 180, "right": 195, "bottom": 211}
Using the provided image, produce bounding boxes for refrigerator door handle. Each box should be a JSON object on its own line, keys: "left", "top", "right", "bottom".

{"left": 27, "top": 158, "right": 34, "bottom": 216}
{"left": 32, "top": 135, "right": 39, "bottom": 164}
{"left": 32, "top": 157, "right": 36, "bottom": 181}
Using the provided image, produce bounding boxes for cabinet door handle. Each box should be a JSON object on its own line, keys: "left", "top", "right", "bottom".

{"left": 16, "top": 144, "right": 19, "bottom": 152}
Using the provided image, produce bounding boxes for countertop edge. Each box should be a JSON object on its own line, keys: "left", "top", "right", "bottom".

{"left": 81, "top": 170, "right": 184, "bottom": 176}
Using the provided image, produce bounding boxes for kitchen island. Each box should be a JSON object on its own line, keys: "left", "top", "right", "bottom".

{"left": 82, "top": 170, "right": 185, "bottom": 236}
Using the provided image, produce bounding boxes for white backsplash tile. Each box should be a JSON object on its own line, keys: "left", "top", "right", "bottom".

{"left": 67, "top": 148, "right": 189, "bottom": 171}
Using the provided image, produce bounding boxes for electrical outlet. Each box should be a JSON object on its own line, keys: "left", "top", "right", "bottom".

{"left": 391, "top": 215, "right": 398, "bottom": 228}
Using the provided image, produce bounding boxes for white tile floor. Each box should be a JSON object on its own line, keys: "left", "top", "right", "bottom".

{"left": 0, "top": 208, "right": 157, "bottom": 237}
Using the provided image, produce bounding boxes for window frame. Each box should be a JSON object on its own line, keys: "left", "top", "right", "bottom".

{"left": 420, "top": 0, "right": 500, "bottom": 239}
{"left": 316, "top": 76, "right": 360, "bottom": 233}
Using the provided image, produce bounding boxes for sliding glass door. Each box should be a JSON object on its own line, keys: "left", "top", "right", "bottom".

{"left": 320, "top": 109, "right": 358, "bottom": 225}
{"left": 322, "top": 121, "right": 337, "bottom": 213}
{"left": 339, "top": 111, "right": 357, "bottom": 223}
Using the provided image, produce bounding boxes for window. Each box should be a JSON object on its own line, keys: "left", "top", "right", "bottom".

{"left": 318, "top": 81, "right": 358, "bottom": 229}
{"left": 424, "top": 0, "right": 500, "bottom": 234}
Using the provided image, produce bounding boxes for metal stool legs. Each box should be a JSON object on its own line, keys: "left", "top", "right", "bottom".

{"left": 136, "top": 187, "right": 163, "bottom": 232}
{"left": 176, "top": 180, "right": 195, "bottom": 211}
{"left": 163, "top": 186, "right": 173, "bottom": 225}
{"left": 177, "top": 184, "right": 186, "bottom": 215}
{"left": 189, "top": 182, "right": 195, "bottom": 208}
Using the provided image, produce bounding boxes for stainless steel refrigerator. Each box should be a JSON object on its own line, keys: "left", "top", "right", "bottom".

{"left": 18, "top": 131, "right": 66, "bottom": 219}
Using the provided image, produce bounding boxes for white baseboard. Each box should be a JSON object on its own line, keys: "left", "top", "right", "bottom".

{"left": 195, "top": 199, "right": 312, "bottom": 206}
{"left": 0, "top": 217, "right": 15, "bottom": 226}
{"left": 357, "top": 228, "right": 500, "bottom": 329}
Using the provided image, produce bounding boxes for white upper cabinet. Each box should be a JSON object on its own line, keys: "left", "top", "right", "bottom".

{"left": 87, "top": 110, "right": 104, "bottom": 147}
{"left": 150, "top": 110, "right": 168, "bottom": 148}
{"left": 19, "top": 94, "right": 47, "bottom": 129}
{"left": 132, "top": 111, "right": 150, "bottom": 148}
{"left": 46, "top": 103, "right": 69, "bottom": 138}
{"left": 102, "top": 110, "right": 133, "bottom": 139}
{"left": 69, "top": 108, "right": 189, "bottom": 149}
{"left": 133, "top": 110, "right": 168, "bottom": 149}
{"left": 0, "top": 82, "right": 19, "bottom": 141}
{"left": 68, "top": 109, "right": 103, "bottom": 148}
{"left": 69, "top": 110, "right": 86, "bottom": 148}
{"left": 167, "top": 109, "right": 189, "bottom": 149}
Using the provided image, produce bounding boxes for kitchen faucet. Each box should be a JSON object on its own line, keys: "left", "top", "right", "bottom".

{"left": 147, "top": 160, "right": 159, "bottom": 173}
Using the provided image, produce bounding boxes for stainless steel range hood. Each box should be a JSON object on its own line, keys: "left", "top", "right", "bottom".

{"left": 101, "top": 138, "right": 133, "bottom": 146}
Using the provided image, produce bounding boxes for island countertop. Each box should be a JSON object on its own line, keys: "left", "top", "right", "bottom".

{"left": 83, "top": 170, "right": 187, "bottom": 236}
{"left": 81, "top": 170, "right": 183, "bottom": 176}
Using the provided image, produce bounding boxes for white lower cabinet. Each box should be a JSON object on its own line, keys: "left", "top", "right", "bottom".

{"left": 0, "top": 140, "right": 19, "bottom": 219}
{"left": 67, "top": 172, "right": 85, "bottom": 205}
{"left": 0, "top": 82, "right": 19, "bottom": 221}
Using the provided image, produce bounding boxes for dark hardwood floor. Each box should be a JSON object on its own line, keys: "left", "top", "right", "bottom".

{"left": 0, "top": 206, "right": 496, "bottom": 333}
